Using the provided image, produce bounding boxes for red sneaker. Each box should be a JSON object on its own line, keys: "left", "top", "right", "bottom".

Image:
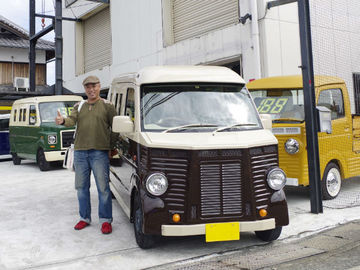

{"left": 101, "top": 222, "right": 112, "bottom": 234}
{"left": 74, "top": 221, "right": 90, "bottom": 230}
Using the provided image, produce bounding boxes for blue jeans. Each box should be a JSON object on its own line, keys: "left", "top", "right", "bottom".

{"left": 74, "top": 150, "right": 112, "bottom": 224}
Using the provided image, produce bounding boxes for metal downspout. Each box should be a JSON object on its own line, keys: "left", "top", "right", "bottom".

{"left": 250, "top": 0, "right": 262, "bottom": 79}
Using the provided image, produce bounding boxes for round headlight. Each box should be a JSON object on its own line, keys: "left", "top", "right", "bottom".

{"left": 267, "top": 168, "right": 286, "bottom": 190}
{"left": 48, "top": 135, "right": 57, "bottom": 144}
{"left": 146, "top": 173, "right": 168, "bottom": 196}
{"left": 285, "top": 138, "right": 299, "bottom": 154}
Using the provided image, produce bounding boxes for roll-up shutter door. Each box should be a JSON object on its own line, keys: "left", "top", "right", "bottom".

{"left": 84, "top": 7, "right": 112, "bottom": 73}
{"left": 173, "top": 0, "right": 239, "bottom": 43}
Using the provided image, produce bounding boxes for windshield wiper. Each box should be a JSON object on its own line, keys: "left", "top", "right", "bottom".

{"left": 212, "top": 123, "right": 257, "bottom": 133}
{"left": 273, "top": 118, "right": 304, "bottom": 123}
{"left": 162, "top": 123, "right": 219, "bottom": 133}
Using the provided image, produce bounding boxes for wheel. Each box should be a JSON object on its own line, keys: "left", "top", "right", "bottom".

{"left": 133, "top": 193, "right": 156, "bottom": 249}
{"left": 322, "top": 162, "right": 341, "bottom": 200}
{"left": 12, "top": 153, "right": 21, "bottom": 165}
{"left": 255, "top": 226, "right": 282, "bottom": 242}
{"left": 37, "top": 149, "right": 51, "bottom": 171}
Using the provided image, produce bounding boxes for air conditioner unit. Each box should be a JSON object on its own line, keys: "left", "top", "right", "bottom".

{"left": 14, "top": 77, "right": 29, "bottom": 92}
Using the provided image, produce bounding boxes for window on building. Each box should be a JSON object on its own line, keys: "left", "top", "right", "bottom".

{"left": 163, "top": 0, "right": 239, "bottom": 45}
{"left": 317, "top": 89, "right": 345, "bottom": 120}
{"left": 353, "top": 73, "right": 360, "bottom": 114}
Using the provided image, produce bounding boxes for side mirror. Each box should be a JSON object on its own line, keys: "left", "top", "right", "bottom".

{"left": 317, "top": 106, "right": 332, "bottom": 134}
{"left": 112, "top": 115, "right": 134, "bottom": 133}
{"left": 260, "top": 114, "right": 272, "bottom": 130}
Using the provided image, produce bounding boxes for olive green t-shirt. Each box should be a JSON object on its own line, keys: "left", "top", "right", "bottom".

{"left": 64, "top": 98, "right": 117, "bottom": 150}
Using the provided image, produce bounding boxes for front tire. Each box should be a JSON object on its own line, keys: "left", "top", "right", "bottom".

{"left": 12, "top": 153, "right": 21, "bottom": 165}
{"left": 255, "top": 226, "right": 282, "bottom": 242}
{"left": 133, "top": 193, "right": 156, "bottom": 249}
{"left": 322, "top": 162, "right": 341, "bottom": 200}
{"left": 37, "top": 149, "right": 51, "bottom": 171}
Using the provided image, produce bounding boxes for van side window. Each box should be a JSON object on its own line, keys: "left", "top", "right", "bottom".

{"left": 14, "top": 109, "right": 17, "bottom": 122}
{"left": 317, "top": 89, "right": 345, "bottom": 120}
{"left": 115, "top": 93, "right": 123, "bottom": 115}
{"left": 0, "top": 118, "right": 9, "bottom": 131}
{"left": 23, "top": 108, "right": 27, "bottom": 122}
{"left": 19, "top": 109, "right": 23, "bottom": 122}
{"left": 29, "top": 105, "right": 37, "bottom": 125}
{"left": 125, "top": 88, "right": 135, "bottom": 121}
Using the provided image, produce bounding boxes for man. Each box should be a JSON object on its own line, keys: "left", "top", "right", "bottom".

{"left": 55, "top": 75, "right": 117, "bottom": 234}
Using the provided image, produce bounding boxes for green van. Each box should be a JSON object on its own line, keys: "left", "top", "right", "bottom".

{"left": 9, "top": 95, "right": 83, "bottom": 171}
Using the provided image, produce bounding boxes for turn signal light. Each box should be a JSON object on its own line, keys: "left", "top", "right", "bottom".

{"left": 172, "top": 213, "right": 180, "bottom": 223}
{"left": 259, "top": 209, "right": 267, "bottom": 217}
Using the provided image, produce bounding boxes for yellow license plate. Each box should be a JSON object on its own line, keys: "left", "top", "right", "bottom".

{"left": 205, "top": 222, "right": 240, "bottom": 242}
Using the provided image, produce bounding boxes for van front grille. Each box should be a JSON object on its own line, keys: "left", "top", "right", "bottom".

{"left": 61, "top": 130, "right": 75, "bottom": 148}
{"left": 149, "top": 151, "right": 189, "bottom": 214}
{"left": 250, "top": 146, "right": 278, "bottom": 210}
{"left": 199, "top": 160, "right": 242, "bottom": 218}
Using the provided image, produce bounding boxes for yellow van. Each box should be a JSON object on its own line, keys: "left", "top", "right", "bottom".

{"left": 248, "top": 75, "right": 360, "bottom": 199}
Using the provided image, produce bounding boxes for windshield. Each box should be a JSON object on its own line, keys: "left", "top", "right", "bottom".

{"left": 250, "top": 89, "right": 305, "bottom": 122}
{"left": 141, "top": 84, "right": 262, "bottom": 132}
{"left": 39, "top": 101, "right": 78, "bottom": 123}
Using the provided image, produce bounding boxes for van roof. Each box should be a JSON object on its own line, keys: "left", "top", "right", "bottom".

{"left": 12, "top": 95, "right": 83, "bottom": 105}
{"left": 111, "top": 66, "right": 245, "bottom": 85}
{"left": 246, "top": 75, "right": 345, "bottom": 90}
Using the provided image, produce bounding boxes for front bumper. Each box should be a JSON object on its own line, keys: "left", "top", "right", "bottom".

{"left": 161, "top": 218, "right": 275, "bottom": 236}
{"left": 44, "top": 150, "right": 66, "bottom": 162}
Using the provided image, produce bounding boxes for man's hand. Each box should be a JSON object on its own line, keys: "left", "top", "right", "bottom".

{"left": 55, "top": 110, "right": 64, "bottom": 125}
{"left": 108, "top": 149, "right": 118, "bottom": 159}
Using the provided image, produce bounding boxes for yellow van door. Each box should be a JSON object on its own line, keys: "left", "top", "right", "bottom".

{"left": 317, "top": 86, "right": 352, "bottom": 176}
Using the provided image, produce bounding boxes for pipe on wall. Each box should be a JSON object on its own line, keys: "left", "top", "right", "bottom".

{"left": 250, "top": 0, "right": 262, "bottom": 79}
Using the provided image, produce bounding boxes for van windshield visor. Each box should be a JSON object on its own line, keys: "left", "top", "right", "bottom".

{"left": 250, "top": 89, "right": 305, "bottom": 122}
{"left": 39, "top": 101, "right": 78, "bottom": 123}
{"left": 141, "top": 83, "right": 262, "bottom": 132}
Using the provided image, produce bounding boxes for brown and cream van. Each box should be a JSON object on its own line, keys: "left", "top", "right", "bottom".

{"left": 109, "top": 66, "right": 289, "bottom": 248}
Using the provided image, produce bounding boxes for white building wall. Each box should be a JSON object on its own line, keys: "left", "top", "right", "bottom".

{"left": 0, "top": 47, "right": 46, "bottom": 64}
{"left": 63, "top": 0, "right": 260, "bottom": 93}
{"left": 258, "top": 0, "right": 301, "bottom": 78}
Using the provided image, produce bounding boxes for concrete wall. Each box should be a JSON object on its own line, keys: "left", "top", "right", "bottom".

{"left": 62, "top": 0, "right": 360, "bottom": 111}
{"left": 62, "top": 0, "right": 253, "bottom": 93}
{"left": 0, "top": 47, "right": 46, "bottom": 64}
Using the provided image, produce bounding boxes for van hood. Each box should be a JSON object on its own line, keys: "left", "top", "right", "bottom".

{"left": 139, "top": 129, "right": 278, "bottom": 150}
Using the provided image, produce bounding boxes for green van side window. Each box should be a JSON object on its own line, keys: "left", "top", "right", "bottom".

{"left": 14, "top": 109, "right": 17, "bottom": 122}
{"left": 19, "top": 109, "right": 23, "bottom": 122}
{"left": 29, "top": 105, "right": 37, "bottom": 125}
{"left": 23, "top": 109, "right": 27, "bottom": 122}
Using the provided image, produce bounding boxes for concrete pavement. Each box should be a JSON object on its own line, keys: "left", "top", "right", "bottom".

{"left": 0, "top": 159, "right": 360, "bottom": 270}
{"left": 151, "top": 221, "right": 360, "bottom": 270}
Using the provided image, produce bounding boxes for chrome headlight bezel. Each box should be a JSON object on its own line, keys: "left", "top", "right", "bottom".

{"left": 145, "top": 173, "right": 168, "bottom": 196}
{"left": 267, "top": 167, "right": 286, "bottom": 190}
{"left": 48, "top": 134, "right": 57, "bottom": 145}
{"left": 285, "top": 138, "right": 300, "bottom": 154}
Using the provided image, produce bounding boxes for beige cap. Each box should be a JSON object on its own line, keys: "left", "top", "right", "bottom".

{"left": 82, "top": 75, "right": 100, "bottom": 86}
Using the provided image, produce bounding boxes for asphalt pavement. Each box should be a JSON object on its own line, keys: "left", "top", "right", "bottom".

{"left": 0, "top": 158, "right": 360, "bottom": 270}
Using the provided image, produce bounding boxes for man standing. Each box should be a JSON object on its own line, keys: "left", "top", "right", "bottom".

{"left": 55, "top": 75, "right": 117, "bottom": 234}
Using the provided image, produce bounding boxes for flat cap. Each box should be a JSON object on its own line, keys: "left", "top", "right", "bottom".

{"left": 82, "top": 75, "right": 100, "bottom": 86}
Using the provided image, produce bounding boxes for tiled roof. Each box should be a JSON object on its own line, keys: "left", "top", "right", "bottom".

{"left": 0, "top": 35, "right": 54, "bottom": 50}
{"left": 0, "top": 15, "right": 54, "bottom": 51}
